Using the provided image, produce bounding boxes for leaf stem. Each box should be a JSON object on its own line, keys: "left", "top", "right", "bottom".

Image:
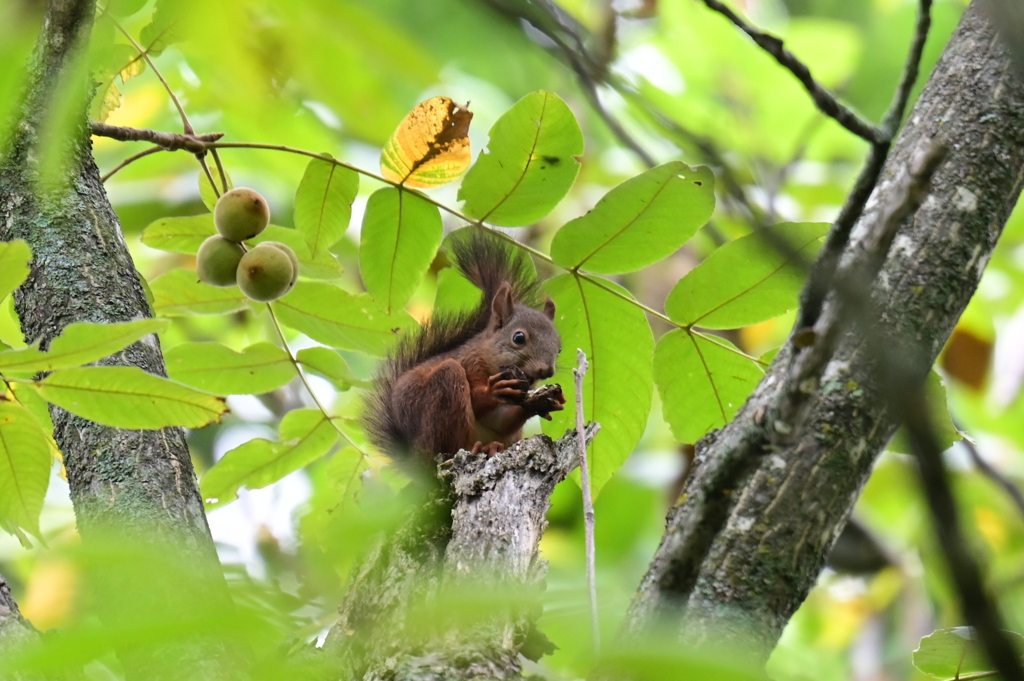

{"left": 266, "top": 303, "right": 371, "bottom": 460}
{"left": 106, "top": 14, "right": 193, "bottom": 134}
{"left": 101, "top": 134, "right": 775, "bottom": 367}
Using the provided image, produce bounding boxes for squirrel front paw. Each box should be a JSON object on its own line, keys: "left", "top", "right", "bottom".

{"left": 489, "top": 365, "right": 531, "bottom": 404}
{"left": 524, "top": 384, "right": 566, "bottom": 420}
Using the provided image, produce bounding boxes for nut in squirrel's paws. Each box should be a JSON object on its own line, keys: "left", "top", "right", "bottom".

{"left": 524, "top": 384, "right": 566, "bottom": 420}
{"left": 490, "top": 365, "right": 531, "bottom": 403}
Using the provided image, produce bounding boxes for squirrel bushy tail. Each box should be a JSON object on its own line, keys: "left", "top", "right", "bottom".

{"left": 364, "top": 228, "right": 543, "bottom": 457}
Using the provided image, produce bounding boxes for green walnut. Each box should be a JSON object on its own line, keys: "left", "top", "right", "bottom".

{"left": 256, "top": 241, "right": 300, "bottom": 289}
{"left": 196, "top": 235, "right": 244, "bottom": 287}
{"left": 237, "top": 244, "right": 295, "bottom": 302}
{"left": 214, "top": 187, "right": 270, "bottom": 242}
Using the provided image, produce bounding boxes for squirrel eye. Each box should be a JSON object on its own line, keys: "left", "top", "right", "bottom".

{"left": 512, "top": 331, "right": 526, "bottom": 346}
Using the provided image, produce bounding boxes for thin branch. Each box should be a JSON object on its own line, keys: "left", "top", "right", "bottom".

{"left": 106, "top": 13, "right": 193, "bottom": 134}
{"left": 798, "top": 0, "right": 933, "bottom": 330}
{"left": 574, "top": 349, "right": 599, "bottom": 653}
{"left": 902, "top": 395, "right": 1024, "bottom": 681}
{"left": 99, "top": 145, "right": 164, "bottom": 182}
{"left": 883, "top": 0, "right": 935, "bottom": 136}
{"left": 90, "top": 122, "right": 223, "bottom": 153}
{"left": 699, "top": 0, "right": 883, "bottom": 144}
{"left": 266, "top": 304, "right": 372, "bottom": 461}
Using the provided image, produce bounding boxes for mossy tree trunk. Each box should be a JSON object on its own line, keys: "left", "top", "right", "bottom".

{"left": 0, "top": 1, "right": 241, "bottom": 678}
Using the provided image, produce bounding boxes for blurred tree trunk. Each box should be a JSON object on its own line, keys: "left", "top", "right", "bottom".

{"left": 0, "top": 1, "right": 241, "bottom": 678}
{"left": 623, "top": 0, "right": 1024, "bottom": 660}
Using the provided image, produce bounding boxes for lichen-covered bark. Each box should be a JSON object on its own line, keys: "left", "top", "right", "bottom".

{"left": 0, "top": 1, "right": 239, "bottom": 678}
{"left": 623, "top": 1, "right": 1024, "bottom": 657}
{"left": 0, "top": 574, "right": 39, "bottom": 679}
{"left": 325, "top": 428, "right": 595, "bottom": 681}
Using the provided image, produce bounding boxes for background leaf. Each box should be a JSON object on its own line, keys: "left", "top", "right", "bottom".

{"left": 0, "top": 319, "right": 168, "bottom": 375}
{"left": 550, "top": 163, "right": 715, "bottom": 273}
{"left": 165, "top": 342, "right": 295, "bottom": 395}
{"left": 655, "top": 330, "right": 763, "bottom": 443}
{"left": 199, "top": 166, "right": 233, "bottom": 213}
{"left": 665, "top": 222, "right": 829, "bottom": 329}
{"left": 273, "top": 282, "right": 415, "bottom": 356}
{"left": 0, "top": 240, "right": 32, "bottom": 302}
{"left": 912, "top": 628, "right": 1024, "bottom": 679}
{"left": 887, "top": 371, "right": 961, "bottom": 454}
{"left": 140, "top": 215, "right": 217, "bottom": 254}
{"left": 294, "top": 156, "right": 359, "bottom": 257}
{"left": 359, "top": 187, "right": 443, "bottom": 314}
{"left": 35, "top": 366, "right": 227, "bottom": 429}
{"left": 542, "top": 274, "right": 654, "bottom": 496}
{"left": 201, "top": 409, "right": 338, "bottom": 508}
{"left": 150, "top": 269, "right": 249, "bottom": 316}
{"left": 458, "top": 91, "right": 583, "bottom": 226}
{"left": 0, "top": 402, "right": 51, "bottom": 540}
{"left": 296, "top": 347, "right": 364, "bottom": 390}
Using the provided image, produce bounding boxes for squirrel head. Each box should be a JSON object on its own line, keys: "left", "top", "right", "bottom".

{"left": 485, "top": 281, "right": 560, "bottom": 382}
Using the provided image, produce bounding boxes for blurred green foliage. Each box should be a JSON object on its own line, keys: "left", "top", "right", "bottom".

{"left": 7, "top": 0, "right": 1024, "bottom": 679}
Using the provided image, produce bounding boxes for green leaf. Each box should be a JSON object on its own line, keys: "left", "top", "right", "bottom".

{"left": 35, "top": 366, "right": 227, "bottom": 429}
{"left": 433, "top": 266, "right": 482, "bottom": 315}
{"left": 201, "top": 409, "right": 338, "bottom": 507}
{"left": 0, "top": 401, "right": 51, "bottom": 540}
{"left": 294, "top": 156, "right": 359, "bottom": 257}
{"left": 199, "top": 167, "right": 234, "bottom": 213}
{"left": 139, "top": 0, "right": 188, "bottom": 58}
{"left": 296, "top": 347, "right": 365, "bottom": 390}
{"left": 542, "top": 274, "right": 654, "bottom": 496}
{"left": 140, "top": 214, "right": 216, "bottom": 254}
{"left": 360, "top": 187, "right": 443, "bottom": 314}
{"left": 550, "top": 163, "right": 715, "bottom": 274}
{"left": 165, "top": 342, "right": 295, "bottom": 395}
{"left": 273, "top": 281, "right": 415, "bottom": 356}
{"left": 655, "top": 330, "right": 763, "bottom": 443}
{"left": 0, "top": 319, "right": 168, "bottom": 375}
{"left": 665, "top": 222, "right": 829, "bottom": 329}
{"left": 913, "top": 627, "right": 1024, "bottom": 679}
{"left": 0, "top": 240, "right": 32, "bottom": 302}
{"left": 150, "top": 269, "right": 249, "bottom": 316}
{"left": 458, "top": 91, "right": 583, "bottom": 226}
{"left": 887, "top": 370, "right": 961, "bottom": 455}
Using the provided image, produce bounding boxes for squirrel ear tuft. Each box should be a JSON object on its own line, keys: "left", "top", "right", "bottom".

{"left": 489, "top": 282, "right": 515, "bottom": 328}
{"left": 543, "top": 298, "right": 556, "bottom": 320}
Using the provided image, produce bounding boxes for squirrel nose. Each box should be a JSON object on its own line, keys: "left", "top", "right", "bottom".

{"left": 540, "top": 364, "right": 555, "bottom": 380}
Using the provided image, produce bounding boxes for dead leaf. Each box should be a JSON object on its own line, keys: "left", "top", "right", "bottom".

{"left": 941, "top": 325, "right": 992, "bottom": 391}
{"left": 380, "top": 96, "right": 473, "bottom": 189}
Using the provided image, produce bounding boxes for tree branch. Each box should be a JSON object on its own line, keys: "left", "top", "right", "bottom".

{"left": 90, "top": 121, "right": 223, "bottom": 153}
{"left": 325, "top": 427, "right": 598, "bottom": 680}
{"left": 699, "top": 0, "right": 884, "bottom": 144}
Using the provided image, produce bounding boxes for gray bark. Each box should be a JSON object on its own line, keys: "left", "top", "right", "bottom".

{"left": 0, "top": 574, "right": 39, "bottom": 679}
{"left": 0, "top": 1, "right": 239, "bottom": 678}
{"left": 325, "top": 427, "right": 597, "bottom": 681}
{"left": 623, "top": 0, "right": 1024, "bottom": 658}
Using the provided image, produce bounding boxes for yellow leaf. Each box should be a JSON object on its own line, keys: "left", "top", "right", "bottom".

{"left": 380, "top": 96, "right": 473, "bottom": 189}
{"left": 95, "top": 80, "right": 122, "bottom": 123}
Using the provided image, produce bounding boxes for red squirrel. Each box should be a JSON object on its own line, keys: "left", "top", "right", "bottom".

{"left": 364, "top": 229, "right": 566, "bottom": 469}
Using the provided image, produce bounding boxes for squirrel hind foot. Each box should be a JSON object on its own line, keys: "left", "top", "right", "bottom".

{"left": 470, "top": 441, "right": 505, "bottom": 457}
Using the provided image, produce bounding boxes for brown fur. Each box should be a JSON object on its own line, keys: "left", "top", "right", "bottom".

{"left": 364, "top": 229, "right": 564, "bottom": 471}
